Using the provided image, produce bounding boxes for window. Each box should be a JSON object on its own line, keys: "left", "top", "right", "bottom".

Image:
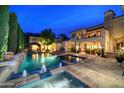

{"left": 97, "top": 31, "right": 101, "bottom": 36}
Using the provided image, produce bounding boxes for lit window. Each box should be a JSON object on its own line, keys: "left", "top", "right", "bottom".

{"left": 97, "top": 31, "right": 101, "bottom": 36}
{"left": 32, "top": 45, "right": 38, "bottom": 51}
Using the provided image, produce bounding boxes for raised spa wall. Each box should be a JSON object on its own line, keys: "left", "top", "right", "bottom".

{"left": 0, "top": 52, "right": 26, "bottom": 83}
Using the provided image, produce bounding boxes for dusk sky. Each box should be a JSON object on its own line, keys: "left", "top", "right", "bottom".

{"left": 9, "top": 5, "right": 123, "bottom": 37}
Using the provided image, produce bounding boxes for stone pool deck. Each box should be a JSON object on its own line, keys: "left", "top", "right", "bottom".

{"left": 60, "top": 53, "right": 124, "bottom": 88}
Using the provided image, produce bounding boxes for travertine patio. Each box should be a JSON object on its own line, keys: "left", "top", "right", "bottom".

{"left": 64, "top": 53, "right": 124, "bottom": 88}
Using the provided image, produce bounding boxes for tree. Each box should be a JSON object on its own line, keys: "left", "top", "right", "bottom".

{"left": 17, "top": 24, "right": 25, "bottom": 52}
{"left": 58, "top": 33, "right": 69, "bottom": 42}
{"left": 39, "top": 29, "right": 56, "bottom": 50}
{"left": 58, "top": 33, "right": 69, "bottom": 51}
{"left": 0, "top": 6, "right": 9, "bottom": 60}
{"left": 24, "top": 32, "right": 40, "bottom": 48}
{"left": 8, "top": 13, "right": 18, "bottom": 53}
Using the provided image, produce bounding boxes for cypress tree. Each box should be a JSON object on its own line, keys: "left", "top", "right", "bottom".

{"left": 0, "top": 6, "right": 9, "bottom": 60}
{"left": 8, "top": 13, "right": 18, "bottom": 53}
{"left": 21, "top": 29, "right": 25, "bottom": 50}
{"left": 17, "top": 24, "right": 25, "bottom": 52}
{"left": 17, "top": 24, "right": 22, "bottom": 52}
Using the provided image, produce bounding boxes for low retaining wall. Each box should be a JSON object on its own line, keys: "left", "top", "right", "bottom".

{"left": 13, "top": 52, "right": 26, "bottom": 73}
{"left": 6, "top": 74, "right": 40, "bottom": 88}
{"left": 0, "top": 52, "right": 26, "bottom": 84}
{"left": 106, "top": 52, "right": 118, "bottom": 58}
{"left": 0, "top": 67, "right": 13, "bottom": 84}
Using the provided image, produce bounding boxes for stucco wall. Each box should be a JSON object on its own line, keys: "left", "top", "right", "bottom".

{"left": 113, "top": 17, "right": 124, "bottom": 39}
{"left": 121, "top": 5, "right": 124, "bottom": 13}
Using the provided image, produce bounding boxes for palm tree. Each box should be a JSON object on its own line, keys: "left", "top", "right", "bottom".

{"left": 39, "top": 29, "right": 56, "bottom": 51}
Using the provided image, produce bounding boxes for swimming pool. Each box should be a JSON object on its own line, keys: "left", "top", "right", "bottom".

{"left": 18, "top": 53, "right": 66, "bottom": 73}
{"left": 8, "top": 53, "right": 87, "bottom": 81}
{"left": 18, "top": 53, "right": 85, "bottom": 74}
{"left": 18, "top": 72, "right": 89, "bottom": 88}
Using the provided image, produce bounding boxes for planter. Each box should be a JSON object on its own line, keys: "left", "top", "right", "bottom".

{"left": 97, "top": 52, "right": 100, "bottom": 56}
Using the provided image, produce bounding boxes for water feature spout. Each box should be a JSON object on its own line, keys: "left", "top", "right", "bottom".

{"left": 59, "top": 62, "right": 62, "bottom": 67}
{"left": 22, "top": 69, "right": 27, "bottom": 77}
{"left": 40, "top": 65, "right": 47, "bottom": 73}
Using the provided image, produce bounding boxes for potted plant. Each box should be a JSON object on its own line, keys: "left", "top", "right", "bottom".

{"left": 100, "top": 48, "right": 105, "bottom": 57}
{"left": 71, "top": 47, "right": 76, "bottom": 53}
{"left": 84, "top": 49, "right": 90, "bottom": 54}
{"left": 115, "top": 53, "right": 124, "bottom": 67}
{"left": 97, "top": 50, "right": 101, "bottom": 56}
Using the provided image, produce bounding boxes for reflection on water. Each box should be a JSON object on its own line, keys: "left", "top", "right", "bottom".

{"left": 68, "top": 55, "right": 71, "bottom": 61}
{"left": 61, "top": 55, "right": 82, "bottom": 63}
{"left": 76, "top": 57, "right": 80, "bottom": 62}
{"left": 32, "top": 54, "right": 39, "bottom": 61}
{"left": 41, "top": 53, "right": 45, "bottom": 65}
{"left": 18, "top": 53, "right": 62, "bottom": 73}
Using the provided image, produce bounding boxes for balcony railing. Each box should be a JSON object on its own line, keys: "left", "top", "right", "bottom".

{"left": 71, "top": 34, "right": 101, "bottom": 40}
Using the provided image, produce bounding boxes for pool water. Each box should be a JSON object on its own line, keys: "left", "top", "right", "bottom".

{"left": 18, "top": 53, "right": 65, "bottom": 73}
{"left": 8, "top": 53, "right": 86, "bottom": 81}
{"left": 18, "top": 72, "right": 89, "bottom": 88}
{"left": 60, "top": 54, "right": 85, "bottom": 63}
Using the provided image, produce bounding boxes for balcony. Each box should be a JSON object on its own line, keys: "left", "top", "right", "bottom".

{"left": 71, "top": 35, "right": 103, "bottom": 42}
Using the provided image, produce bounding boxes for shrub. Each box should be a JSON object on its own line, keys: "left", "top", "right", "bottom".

{"left": 101, "top": 48, "right": 105, "bottom": 57}
{"left": 61, "top": 47, "right": 65, "bottom": 51}
{"left": 0, "top": 53, "right": 3, "bottom": 61}
{"left": 71, "top": 47, "right": 76, "bottom": 53}
{"left": 46, "top": 50, "right": 50, "bottom": 52}
{"left": 115, "top": 53, "right": 124, "bottom": 63}
{"left": 91, "top": 49, "right": 98, "bottom": 55}
{"left": 84, "top": 49, "right": 90, "bottom": 54}
{"left": 97, "top": 51, "right": 101, "bottom": 56}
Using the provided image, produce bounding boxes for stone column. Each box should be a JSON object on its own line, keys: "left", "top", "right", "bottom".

{"left": 104, "top": 10, "right": 115, "bottom": 52}
{"left": 121, "top": 5, "right": 124, "bottom": 13}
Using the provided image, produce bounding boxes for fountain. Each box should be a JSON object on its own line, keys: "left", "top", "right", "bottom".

{"left": 59, "top": 62, "right": 62, "bottom": 67}
{"left": 40, "top": 65, "right": 47, "bottom": 73}
{"left": 47, "top": 83, "right": 53, "bottom": 88}
{"left": 53, "top": 78, "right": 70, "bottom": 88}
{"left": 44, "top": 83, "right": 53, "bottom": 88}
{"left": 22, "top": 69, "right": 27, "bottom": 77}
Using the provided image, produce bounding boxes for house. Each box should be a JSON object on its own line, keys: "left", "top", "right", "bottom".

{"left": 67, "top": 9, "right": 124, "bottom": 54}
